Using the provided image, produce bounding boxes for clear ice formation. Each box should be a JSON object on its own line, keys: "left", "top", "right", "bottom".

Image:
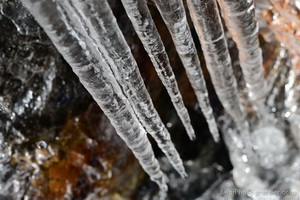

{"left": 217, "top": 0, "right": 269, "bottom": 117}
{"left": 285, "top": 64, "right": 300, "bottom": 148}
{"left": 252, "top": 126, "right": 288, "bottom": 169}
{"left": 61, "top": 0, "right": 187, "bottom": 179}
{"left": 20, "top": 0, "right": 169, "bottom": 192}
{"left": 121, "top": 0, "right": 196, "bottom": 141}
{"left": 186, "top": 0, "right": 249, "bottom": 135}
{"left": 152, "top": 0, "right": 220, "bottom": 142}
{"left": 18, "top": 0, "right": 300, "bottom": 198}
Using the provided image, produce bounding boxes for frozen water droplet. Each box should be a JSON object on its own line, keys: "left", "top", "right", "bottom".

{"left": 244, "top": 167, "right": 250, "bottom": 173}
{"left": 37, "top": 141, "right": 47, "bottom": 149}
{"left": 166, "top": 122, "right": 173, "bottom": 128}
{"left": 241, "top": 155, "right": 248, "bottom": 163}
{"left": 284, "top": 111, "right": 291, "bottom": 118}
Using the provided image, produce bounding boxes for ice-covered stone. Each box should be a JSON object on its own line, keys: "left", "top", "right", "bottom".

{"left": 252, "top": 126, "right": 288, "bottom": 169}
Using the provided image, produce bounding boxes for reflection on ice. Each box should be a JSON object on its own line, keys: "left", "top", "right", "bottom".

{"left": 0, "top": 0, "right": 299, "bottom": 199}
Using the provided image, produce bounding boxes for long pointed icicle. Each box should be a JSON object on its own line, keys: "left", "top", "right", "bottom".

{"left": 20, "top": 0, "right": 168, "bottom": 192}
{"left": 152, "top": 0, "right": 220, "bottom": 142}
{"left": 120, "top": 0, "right": 196, "bottom": 141}
{"left": 217, "top": 0, "right": 268, "bottom": 116}
{"left": 186, "top": 0, "right": 249, "bottom": 134}
{"left": 61, "top": 0, "right": 187, "bottom": 177}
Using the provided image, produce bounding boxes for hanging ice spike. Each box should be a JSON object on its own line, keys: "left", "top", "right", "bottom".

{"left": 20, "top": 0, "right": 168, "bottom": 192}
{"left": 61, "top": 0, "right": 187, "bottom": 178}
{"left": 124, "top": 0, "right": 219, "bottom": 142}
{"left": 120, "top": 0, "right": 196, "bottom": 141}
{"left": 186, "top": 0, "right": 250, "bottom": 137}
{"left": 217, "top": 0, "right": 269, "bottom": 117}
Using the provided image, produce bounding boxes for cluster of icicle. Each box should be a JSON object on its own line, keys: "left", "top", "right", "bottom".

{"left": 21, "top": 0, "right": 267, "bottom": 195}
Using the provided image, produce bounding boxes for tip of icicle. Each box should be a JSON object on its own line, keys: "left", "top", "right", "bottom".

{"left": 180, "top": 171, "right": 188, "bottom": 179}
{"left": 158, "top": 189, "right": 168, "bottom": 200}
{"left": 210, "top": 128, "right": 221, "bottom": 143}
{"left": 213, "top": 134, "right": 221, "bottom": 143}
{"left": 186, "top": 126, "right": 196, "bottom": 141}
{"left": 189, "top": 134, "right": 196, "bottom": 141}
{"left": 188, "top": 130, "right": 196, "bottom": 141}
{"left": 160, "top": 184, "right": 168, "bottom": 192}
{"left": 157, "top": 175, "right": 168, "bottom": 199}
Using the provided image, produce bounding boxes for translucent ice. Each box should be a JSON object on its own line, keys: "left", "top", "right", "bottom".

{"left": 152, "top": 0, "right": 219, "bottom": 142}
{"left": 285, "top": 64, "right": 300, "bottom": 147}
{"left": 186, "top": 0, "right": 250, "bottom": 137}
{"left": 20, "top": 0, "right": 168, "bottom": 192}
{"left": 217, "top": 0, "right": 269, "bottom": 117}
{"left": 121, "top": 0, "right": 196, "bottom": 141}
{"left": 61, "top": 0, "right": 187, "bottom": 178}
{"left": 252, "top": 126, "right": 288, "bottom": 169}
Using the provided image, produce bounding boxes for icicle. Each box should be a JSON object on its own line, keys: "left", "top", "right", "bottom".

{"left": 217, "top": 0, "right": 268, "bottom": 117}
{"left": 120, "top": 0, "right": 196, "bottom": 141}
{"left": 126, "top": 0, "right": 219, "bottom": 142}
{"left": 186, "top": 0, "right": 251, "bottom": 142}
{"left": 20, "top": 0, "right": 168, "bottom": 192}
{"left": 62, "top": 0, "right": 188, "bottom": 178}
{"left": 285, "top": 63, "right": 300, "bottom": 148}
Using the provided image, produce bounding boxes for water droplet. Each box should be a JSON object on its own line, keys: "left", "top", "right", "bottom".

{"left": 242, "top": 155, "right": 248, "bottom": 163}
{"left": 244, "top": 167, "right": 251, "bottom": 173}
{"left": 166, "top": 122, "right": 173, "bottom": 128}
{"left": 37, "top": 141, "right": 47, "bottom": 149}
{"left": 285, "top": 111, "right": 291, "bottom": 118}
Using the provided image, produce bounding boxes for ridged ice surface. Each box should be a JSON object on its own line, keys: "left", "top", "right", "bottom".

{"left": 285, "top": 64, "right": 300, "bottom": 148}
{"left": 20, "top": 0, "right": 168, "bottom": 192}
{"left": 121, "top": 0, "right": 196, "bottom": 141}
{"left": 186, "top": 0, "right": 248, "bottom": 134}
{"left": 59, "top": 0, "right": 187, "bottom": 179}
{"left": 217, "top": 0, "right": 268, "bottom": 116}
{"left": 152, "top": 0, "right": 220, "bottom": 142}
{"left": 10, "top": 0, "right": 300, "bottom": 199}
